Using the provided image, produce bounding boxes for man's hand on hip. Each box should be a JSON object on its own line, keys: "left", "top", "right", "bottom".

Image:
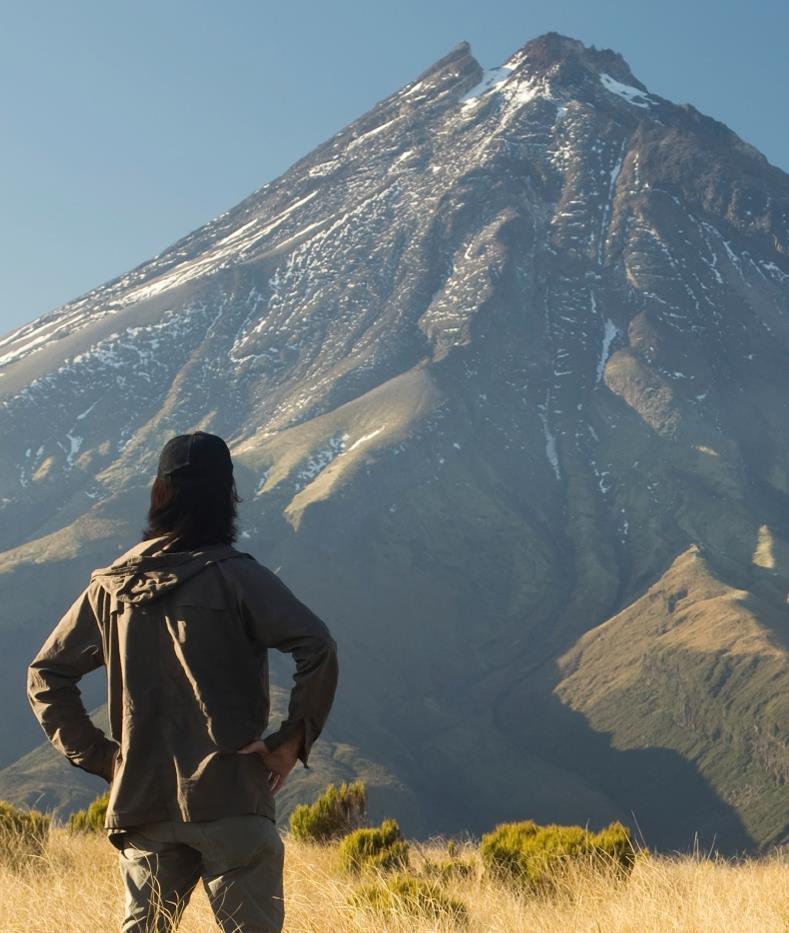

{"left": 238, "top": 723, "right": 305, "bottom": 795}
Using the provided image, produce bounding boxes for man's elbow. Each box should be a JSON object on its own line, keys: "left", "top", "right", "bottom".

{"left": 297, "top": 624, "right": 337, "bottom": 675}
{"left": 313, "top": 632, "right": 338, "bottom": 678}
{"left": 26, "top": 664, "right": 42, "bottom": 705}
{"left": 26, "top": 662, "right": 58, "bottom": 713}
{"left": 324, "top": 634, "right": 339, "bottom": 671}
{"left": 26, "top": 668, "right": 48, "bottom": 729}
{"left": 310, "top": 620, "right": 337, "bottom": 657}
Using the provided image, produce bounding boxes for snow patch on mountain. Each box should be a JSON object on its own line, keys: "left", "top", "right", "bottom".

{"left": 64, "top": 432, "right": 83, "bottom": 467}
{"left": 348, "top": 118, "right": 401, "bottom": 149}
{"left": 599, "top": 73, "right": 655, "bottom": 109}
{"left": 597, "top": 318, "right": 619, "bottom": 384}
{"left": 537, "top": 399, "right": 561, "bottom": 480}
{"left": 308, "top": 159, "right": 341, "bottom": 178}
{"left": 294, "top": 433, "right": 349, "bottom": 489}
{"left": 460, "top": 66, "right": 514, "bottom": 106}
{"left": 598, "top": 144, "right": 626, "bottom": 263}
{"left": 0, "top": 304, "right": 117, "bottom": 370}
{"left": 346, "top": 427, "right": 384, "bottom": 452}
{"left": 118, "top": 192, "right": 322, "bottom": 307}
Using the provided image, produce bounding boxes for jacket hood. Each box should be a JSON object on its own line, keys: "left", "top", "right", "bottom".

{"left": 91, "top": 536, "right": 248, "bottom": 605}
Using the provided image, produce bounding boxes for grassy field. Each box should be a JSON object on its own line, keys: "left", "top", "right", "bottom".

{"left": 0, "top": 827, "right": 786, "bottom": 932}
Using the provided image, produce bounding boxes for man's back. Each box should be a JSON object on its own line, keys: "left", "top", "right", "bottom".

{"left": 27, "top": 533, "right": 339, "bottom": 851}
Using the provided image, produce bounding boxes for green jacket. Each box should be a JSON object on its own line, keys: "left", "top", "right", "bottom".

{"left": 27, "top": 535, "right": 339, "bottom": 847}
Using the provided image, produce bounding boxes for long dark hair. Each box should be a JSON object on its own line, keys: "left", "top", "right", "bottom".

{"left": 142, "top": 471, "right": 242, "bottom": 550}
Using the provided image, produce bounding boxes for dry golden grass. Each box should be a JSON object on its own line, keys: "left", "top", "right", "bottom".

{"left": 0, "top": 827, "right": 786, "bottom": 932}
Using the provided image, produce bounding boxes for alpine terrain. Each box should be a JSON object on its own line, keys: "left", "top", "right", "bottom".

{"left": 0, "top": 33, "right": 786, "bottom": 853}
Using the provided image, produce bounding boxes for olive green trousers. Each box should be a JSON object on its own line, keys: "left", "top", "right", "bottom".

{"left": 117, "top": 814, "right": 285, "bottom": 932}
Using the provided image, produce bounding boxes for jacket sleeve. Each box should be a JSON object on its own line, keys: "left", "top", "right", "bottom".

{"left": 234, "top": 559, "right": 339, "bottom": 769}
{"left": 26, "top": 585, "right": 119, "bottom": 782}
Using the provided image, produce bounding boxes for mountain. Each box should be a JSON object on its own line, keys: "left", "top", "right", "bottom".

{"left": 0, "top": 32, "right": 786, "bottom": 853}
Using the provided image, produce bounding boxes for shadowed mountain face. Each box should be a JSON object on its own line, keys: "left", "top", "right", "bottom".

{"left": 0, "top": 32, "right": 786, "bottom": 852}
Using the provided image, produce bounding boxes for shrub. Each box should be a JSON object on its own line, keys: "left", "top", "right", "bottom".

{"left": 421, "top": 856, "right": 476, "bottom": 884}
{"left": 289, "top": 780, "right": 367, "bottom": 843}
{"left": 338, "top": 818, "right": 410, "bottom": 874}
{"left": 67, "top": 791, "right": 110, "bottom": 833}
{"left": 480, "top": 818, "right": 636, "bottom": 891}
{"left": 0, "top": 800, "right": 50, "bottom": 870}
{"left": 349, "top": 874, "right": 468, "bottom": 924}
{"left": 593, "top": 820, "right": 639, "bottom": 868}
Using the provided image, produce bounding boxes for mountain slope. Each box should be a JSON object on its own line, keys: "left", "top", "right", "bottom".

{"left": 555, "top": 545, "right": 787, "bottom": 848}
{"left": 1, "top": 32, "right": 787, "bottom": 852}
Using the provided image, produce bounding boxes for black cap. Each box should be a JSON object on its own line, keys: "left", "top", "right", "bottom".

{"left": 157, "top": 432, "right": 233, "bottom": 480}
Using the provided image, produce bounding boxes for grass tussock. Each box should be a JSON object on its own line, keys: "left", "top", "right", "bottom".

{"left": 0, "top": 825, "right": 785, "bottom": 932}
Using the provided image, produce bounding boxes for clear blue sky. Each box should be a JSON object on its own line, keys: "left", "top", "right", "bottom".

{"left": 2, "top": 0, "right": 787, "bottom": 336}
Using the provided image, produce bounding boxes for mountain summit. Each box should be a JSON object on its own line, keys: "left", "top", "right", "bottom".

{"left": 1, "top": 34, "right": 787, "bottom": 852}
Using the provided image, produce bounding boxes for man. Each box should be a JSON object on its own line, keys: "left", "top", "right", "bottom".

{"left": 27, "top": 431, "right": 339, "bottom": 932}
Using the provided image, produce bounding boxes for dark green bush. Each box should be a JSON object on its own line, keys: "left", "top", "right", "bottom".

{"left": 67, "top": 791, "right": 110, "bottom": 833}
{"left": 0, "top": 800, "right": 51, "bottom": 869}
{"left": 289, "top": 779, "right": 367, "bottom": 843}
{"left": 349, "top": 874, "right": 468, "bottom": 924}
{"left": 338, "top": 818, "right": 410, "bottom": 874}
{"left": 480, "top": 818, "right": 636, "bottom": 890}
